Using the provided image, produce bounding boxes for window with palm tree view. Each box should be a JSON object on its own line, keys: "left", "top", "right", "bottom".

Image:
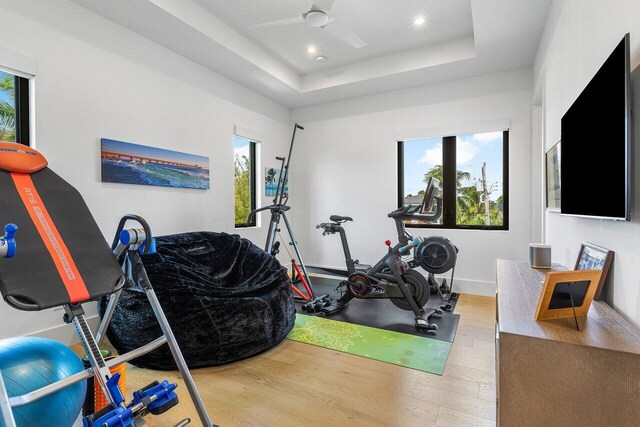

{"left": 398, "top": 130, "right": 508, "bottom": 230}
{"left": 0, "top": 71, "right": 18, "bottom": 142}
{"left": 0, "top": 70, "right": 29, "bottom": 145}
{"left": 234, "top": 136, "right": 257, "bottom": 227}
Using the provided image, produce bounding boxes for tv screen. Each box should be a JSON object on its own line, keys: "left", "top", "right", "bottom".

{"left": 560, "top": 34, "right": 631, "bottom": 220}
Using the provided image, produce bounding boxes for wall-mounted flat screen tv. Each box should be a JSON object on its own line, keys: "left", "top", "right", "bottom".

{"left": 561, "top": 33, "right": 631, "bottom": 221}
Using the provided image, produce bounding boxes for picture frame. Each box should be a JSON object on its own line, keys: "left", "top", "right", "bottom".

{"left": 545, "top": 139, "right": 561, "bottom": 211}
{"left": 101, "top": 138, "right": 210, "bottom": 190}
{"left": 574, "top": 242, "right": 614, "bottom": 301}
{"left": 534, "top": 269, "right": 602, "bottom": 326}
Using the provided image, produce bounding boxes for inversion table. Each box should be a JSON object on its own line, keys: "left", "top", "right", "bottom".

{"left": 0, "top": 141, "right": 215, "bottom": 427}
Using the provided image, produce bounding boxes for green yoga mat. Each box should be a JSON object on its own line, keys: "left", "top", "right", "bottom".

{"left": 287, "top": 314, "right": 452, "bottom": 375}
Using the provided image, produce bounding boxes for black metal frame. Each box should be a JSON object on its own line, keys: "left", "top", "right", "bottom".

{"left": 397, "top": 130, "right": 510, "bottom": 230}
{"left": 14, "top": 76, "right": 29, "bottom": 146}
{"left": 235, "top": 138, "right": 257, "bottom": 228}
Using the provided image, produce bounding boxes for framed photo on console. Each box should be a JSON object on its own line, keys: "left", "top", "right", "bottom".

{"left": 574, "top": 242, "right": 614, "bottom": 300}
{"left": 534, "top": 269, "right": 602, "bottom": 330}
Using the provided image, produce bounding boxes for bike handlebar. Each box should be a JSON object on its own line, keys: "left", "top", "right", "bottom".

{"left": 387, "top": 205, "right": 411, "bottom": 218}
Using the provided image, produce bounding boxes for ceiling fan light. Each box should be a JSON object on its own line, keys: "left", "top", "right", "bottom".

{"left": 305, "top": 10, "right": 330, "bottom": 27}
{"left": 413, "top": 16, "right": 426, "bottom": 26}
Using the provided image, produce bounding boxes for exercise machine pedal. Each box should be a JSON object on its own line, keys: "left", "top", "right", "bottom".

{"left": 300, "top": 294, "right": 333, "bottom": 313}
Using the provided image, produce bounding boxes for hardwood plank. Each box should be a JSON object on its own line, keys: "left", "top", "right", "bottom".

{"left": 72, "top": 293, "right": 498, "bottom": 426}
{"left": 437, "top": 406, "right": 495, "bottom": 427}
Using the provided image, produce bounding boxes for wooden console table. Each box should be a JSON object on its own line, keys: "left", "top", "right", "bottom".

{"left": 496, "top": 259, "right": 640, "bottom": 426}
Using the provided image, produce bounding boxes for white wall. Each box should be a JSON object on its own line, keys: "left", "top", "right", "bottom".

{"left": 534, "top": 0, "right": 640, "bottom": 328}
{"left": 291, "top": 68, "right": 534, "bottom": 295}
{"left": 0, "top": 0, "right": 292, "bottom": 342}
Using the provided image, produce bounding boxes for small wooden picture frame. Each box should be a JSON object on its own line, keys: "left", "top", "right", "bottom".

{"left": 574, "top": 242, "right": 614, "bottom": 301}
{"left": 535, "top": 270, "right": 602, "bottom": 322}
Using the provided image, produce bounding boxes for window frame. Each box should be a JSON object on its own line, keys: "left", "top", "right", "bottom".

{"left": 14, "top": 75, "right": 30, "bottom": 146}
{"left": 397, "top": 130, "right": 509, "bottom": 231}
{"left": 234, "top": 137, "right": 257, "bottom": 228}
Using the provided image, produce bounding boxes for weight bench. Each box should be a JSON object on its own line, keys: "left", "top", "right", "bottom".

{"left": 0, "top": 142, "right": 214, "bottom": 427}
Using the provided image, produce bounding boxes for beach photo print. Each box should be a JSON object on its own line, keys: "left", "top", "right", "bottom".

{"left": 101, "top": 138, "right": 210, "bottom": 190}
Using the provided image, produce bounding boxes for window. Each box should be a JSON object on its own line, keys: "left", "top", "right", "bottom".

{"left": 0, "top": 70, "right": 30, "bottom": 145}
{"left": 234, "top": 136, "right": 257, "bottom": 227}
{"left": 398, "top": 130, "right": 509, "bottom": 230}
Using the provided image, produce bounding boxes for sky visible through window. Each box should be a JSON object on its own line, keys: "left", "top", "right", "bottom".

{"left": 403, "top": 131, "right": 503, "bottom": 201}
{"left": 234, "top": 136, "right": 250, "bottom": 160}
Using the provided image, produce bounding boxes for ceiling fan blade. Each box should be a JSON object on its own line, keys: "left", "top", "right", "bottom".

{"left": 311, "top": 0, "right": 335, "bottom": 12}
{"left": 251, "top": 15, "right": 305, "bottom": 28}
{"left": 323, "top": 19, "right": 367, "bottom": 48}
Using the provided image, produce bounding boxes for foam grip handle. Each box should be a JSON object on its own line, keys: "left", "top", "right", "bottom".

{"left": 139, "top": 237, "right": 157, "bottom": 255}
{"left": 1, "top": 224, "right": 18, "bottom": 258}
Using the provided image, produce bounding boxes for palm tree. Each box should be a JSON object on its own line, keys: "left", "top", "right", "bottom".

{"left": 423, "top": 164, "right": 473, "bottom": 214}
{"left": 423, "top": 165, "right": 471, "bottom": 189}
{"left": 265, "top": 168, "right": 277, "bottom": 186}
{"left": 423, "top": 164, "right": 505, "bottom": 225}
{"left": 234, "top": 154, "right": 251, "bottom": 225}
{"left": 0, "top": 72, "right": 15, "bottom": 142}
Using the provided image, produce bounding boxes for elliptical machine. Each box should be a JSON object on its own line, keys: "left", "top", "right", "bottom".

{"left": 248, "top": 123, "right": 333, "bottom": 312}
{"left": 316, "top": 178, "right": 458, "bottom": 332}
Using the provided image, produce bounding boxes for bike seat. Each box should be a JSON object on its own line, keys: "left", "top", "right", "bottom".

{"left": 330, "top": 215, "right": 353, "bottom": 223}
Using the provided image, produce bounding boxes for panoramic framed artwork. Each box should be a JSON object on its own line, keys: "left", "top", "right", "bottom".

{"left": 264, "top": 167, "right": 287, "bottom": 197}
{"left": 574, "top": 242, "right": 614, "bottom": 301}
{"left": 546, "top": 139, "right": 561, "bottom": 211}
{"left": 101, "top": 138, "right": 209, "bottom": 189}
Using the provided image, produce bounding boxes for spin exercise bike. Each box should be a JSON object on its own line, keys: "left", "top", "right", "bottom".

{"left": 315, "top": 178, "right": 458, "bottom": 332}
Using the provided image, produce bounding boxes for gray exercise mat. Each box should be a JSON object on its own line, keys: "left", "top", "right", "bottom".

{"left": 295, "top": 276, "right": 460, "bottom": 343}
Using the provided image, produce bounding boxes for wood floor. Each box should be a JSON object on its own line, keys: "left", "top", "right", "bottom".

{"left": 86, "top": 294, "right": 496, "bottom": 426}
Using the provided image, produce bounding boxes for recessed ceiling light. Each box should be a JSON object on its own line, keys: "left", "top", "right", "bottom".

{"left": 307, "top": 46, "right": 317, "bottom": 54}
{"left": 315, "top": 55, "right": 327, "bottom": 62}
{"left": 413, "top": 16, "right": 426, "bottom": 26}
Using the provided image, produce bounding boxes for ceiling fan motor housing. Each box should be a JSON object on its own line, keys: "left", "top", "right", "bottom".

{"left": 305, "top": 10, "right": 330, "bottom": 27}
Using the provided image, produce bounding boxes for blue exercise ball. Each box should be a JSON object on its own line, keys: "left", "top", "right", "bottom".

{"left": 0, "top": 336, "right": 86, "bottom": 427}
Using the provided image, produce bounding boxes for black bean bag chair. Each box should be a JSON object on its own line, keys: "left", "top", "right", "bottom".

{"left": 99, "top": 231, "right": 295, "bottom": 370}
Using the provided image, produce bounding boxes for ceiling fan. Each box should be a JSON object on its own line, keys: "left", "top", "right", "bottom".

{"left": 251, "top": 0, "right": 367, "bottom": 49}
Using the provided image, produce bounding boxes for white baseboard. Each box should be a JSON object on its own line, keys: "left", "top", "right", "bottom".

{"left": 307, "top": 264, "right": 496, "bottom": 297}
{"left": 26, "top": 314, "right": 100, "bottom": 345}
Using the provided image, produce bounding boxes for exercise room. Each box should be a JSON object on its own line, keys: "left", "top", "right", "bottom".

{"left": 0, "top": 0, "right": 638, "bottom": 426}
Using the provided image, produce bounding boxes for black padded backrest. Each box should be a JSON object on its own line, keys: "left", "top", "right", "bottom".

{"left": 0, "top": 168, "right": 124, "bottom": 310}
